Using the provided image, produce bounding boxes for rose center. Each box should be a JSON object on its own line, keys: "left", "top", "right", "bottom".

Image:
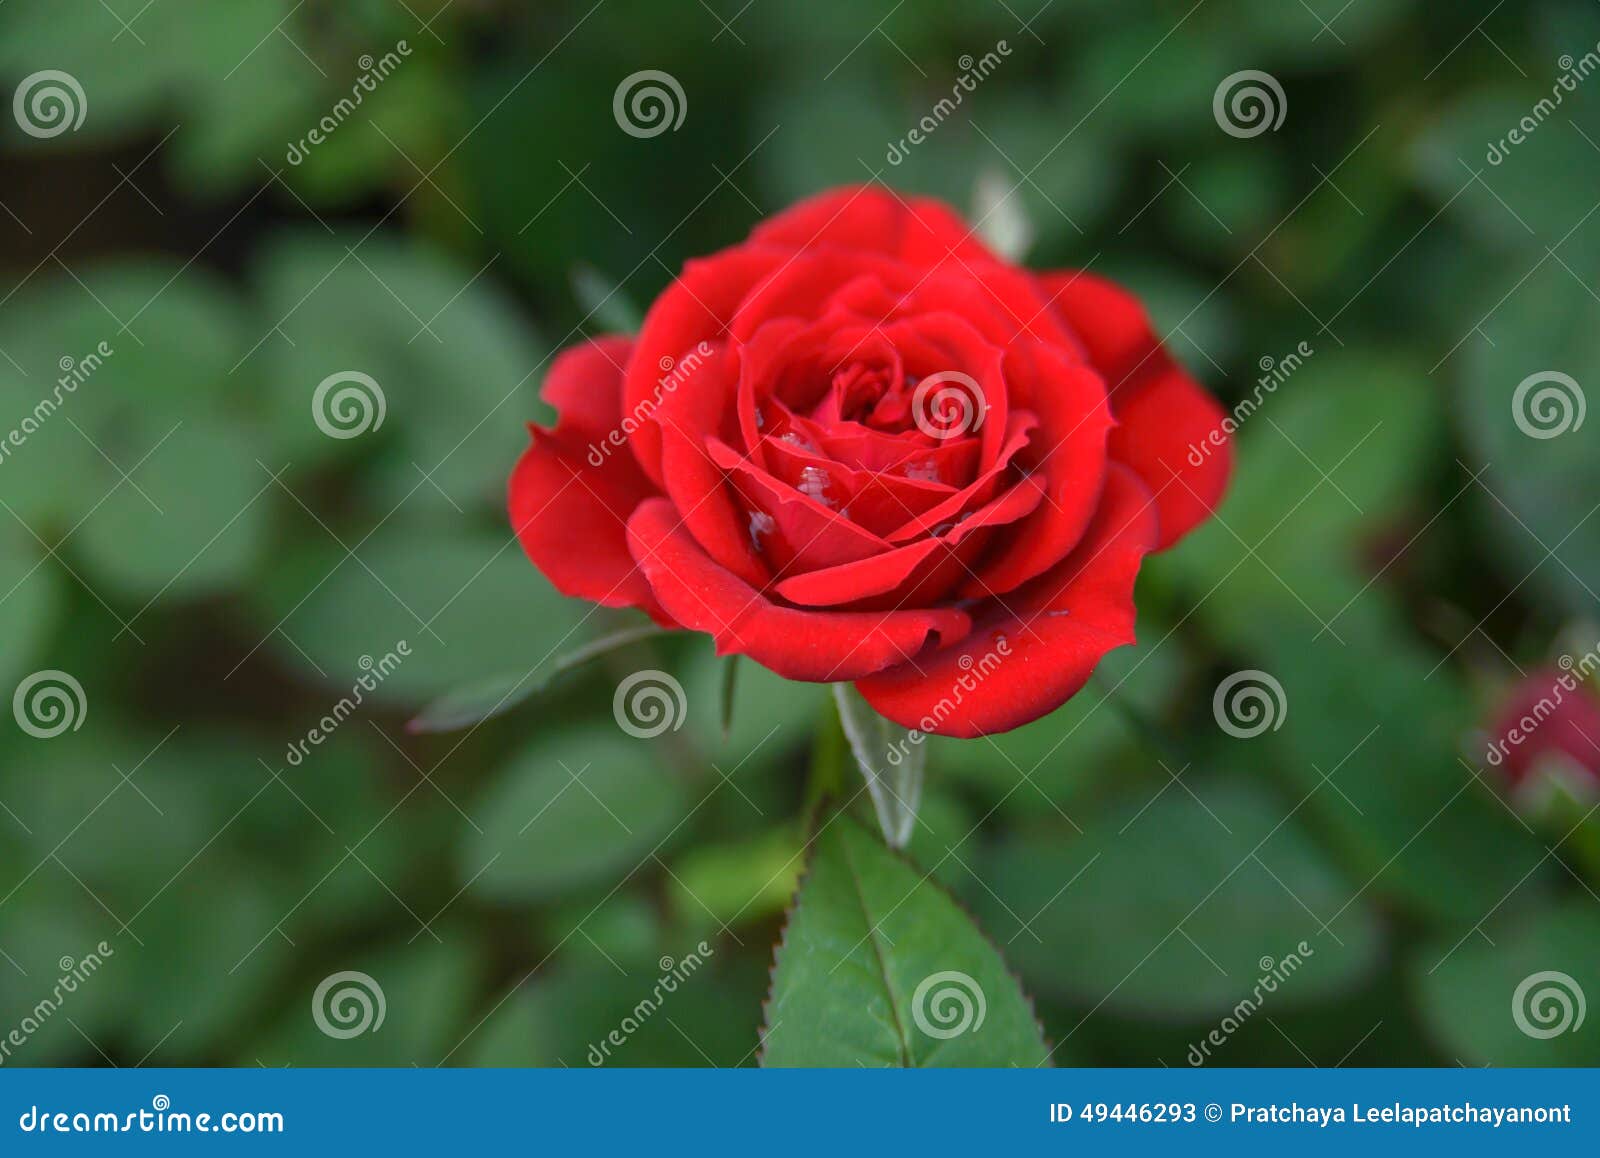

{"left": 829, "top": 359, "right": 913, "bottom": 432}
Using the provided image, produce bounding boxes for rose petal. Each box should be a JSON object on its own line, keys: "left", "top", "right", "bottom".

{"left": 706, "top": 437, "right": 890, "bottom": 574}
{"left": 775, "top": 474, "right": 1045, "bottom": 609}
{"left": 1035, "top": 269, "right": 1155, "bottom": 386}
{"left": 1036, "top": 270, "right": 1232, "bottom": 550}
{"left": 750, "top": 184, "right": 1000, "bottom": 266}
{"left": 626, "top": 246, "right": 791, "bottom": 483}
{"left": 626, "top": 498, "right": 971, "bottom": 681}
{"left": 509, "top": 337, "right": 674, "bottom": 625}
{"left": 856, "top": 465, "right": 1159, "bottom": 737}
{"left": 960, "top": 345, "right": 1113, "bottom": 596}
{"left": 883, "top": 413, "right": 1037, "bottom": 543}
{"left": 1107, "top": 356, "right": 1233, "bottom": 549}
{"left": 653, "top": 343, "right": 771, "bottom": 588}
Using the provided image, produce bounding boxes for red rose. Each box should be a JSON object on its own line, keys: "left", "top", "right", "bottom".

{"left": 1486, "top": 666, "right": 1600, "bottom": 788}
{"left": 510, "top": 186, "right": 1231, "bottom": 736}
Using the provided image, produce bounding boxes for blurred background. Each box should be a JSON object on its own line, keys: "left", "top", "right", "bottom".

{"left": 1, "top": 0, "right": 1599, "bottom": 1067}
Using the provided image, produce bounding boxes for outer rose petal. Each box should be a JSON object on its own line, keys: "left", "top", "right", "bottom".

{"left": 855, "top": 465, "right": 1160, "bottom": 737}
{"left": 1037, "top": 269, "right": 1232, "bottom": 549}
{"left": 750, "top": 184, "right": 999, "bottom": 267}
{"left": 509, "top": 337, "right": 674, "bottom": 626}
{"left": 1108, "top": 358, "right": 1232, "bottom": 549}
{"left": 1034, "top": 269, "right": 1156, "bottom": 386}
{"left": 627, "top": 246, "right": 790, "bottom": 483}
{"left": 626, "top": 498, "right": 971, "bottom": 681}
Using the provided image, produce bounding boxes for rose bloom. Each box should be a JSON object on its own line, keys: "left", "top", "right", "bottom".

{"left": 510, "top": 186, "right": 1231, "bottom": 736}
{"left": 1486, "top": 665, "right": 1600, "bottom": 788}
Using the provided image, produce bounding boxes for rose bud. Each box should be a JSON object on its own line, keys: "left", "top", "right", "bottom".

{"left": 1485, "top": 664, "right": 1600, "bottom": 793}
{"left": 509, "top": 186, "right": 1231, "bottom": 737}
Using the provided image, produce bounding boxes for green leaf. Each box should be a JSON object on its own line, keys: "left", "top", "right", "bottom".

{"left": 72, "top": 419, "right": 271, "bottom": 600}
{"left": 461, "top": 725, "right": 687, "bottom": 902}
{"left": 1166, "top": 355, "right": 1547, "bottom": 921}
{"left": 252, "top": 231, "right": 546, "bottom": 515}
{"left": 247, "top": 933, "right": 483, "bottom": 1066}
{"left": 253, "top": 521, "right": 587, "bottom": 705}
{"left": 0, "top": 263, "right": 253, "bottom": 528}
{"left": 668, "top": 826, "right": 804, "bottom": 931}
{"left": 833, "top": 682, "right": 924, "bottom": 849}
{"left": 0, "top": 530, "right": 63, "bottom": 691}
{"left": 1415, "top": 898, "right": 1600, "bottom": 1065}
{"left": 1460, "top": 261, "right": 1600, "bottom": 620}
{"left": 761, "top": 816, "right": 1049, "bottom": 1067}
{"left": 570, "top": 264, "right": 644, "bottom": 334}
{"left": 406, "top": 623, "right": 668, "bottom": 734}
{"left": 974, "top": 781, "right": 1384, "bottom": 1020}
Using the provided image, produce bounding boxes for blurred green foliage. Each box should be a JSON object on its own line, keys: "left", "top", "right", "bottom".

{"left": 1, "top": 0, "right": 1599, "bottom": 1067}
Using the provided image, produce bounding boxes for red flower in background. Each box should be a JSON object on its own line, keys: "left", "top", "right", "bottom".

{"left": 1486, "top": 665, "right": 1600, "bottom": 788}
{"left": 510, "top": 186, "right": 1231, "bottom": 736}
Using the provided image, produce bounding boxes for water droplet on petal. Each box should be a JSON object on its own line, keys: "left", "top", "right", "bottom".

{"left": 798, "top": 466, "right": 834, "bottom": 508}
{"left": 903, "top": 459, "right": 941, "bottom": 483}
{"left": 748, "top": 511, "right": 775, "bottom": 553}
{"left": 781, "top": 431, "right": 816, "bottom": 453}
